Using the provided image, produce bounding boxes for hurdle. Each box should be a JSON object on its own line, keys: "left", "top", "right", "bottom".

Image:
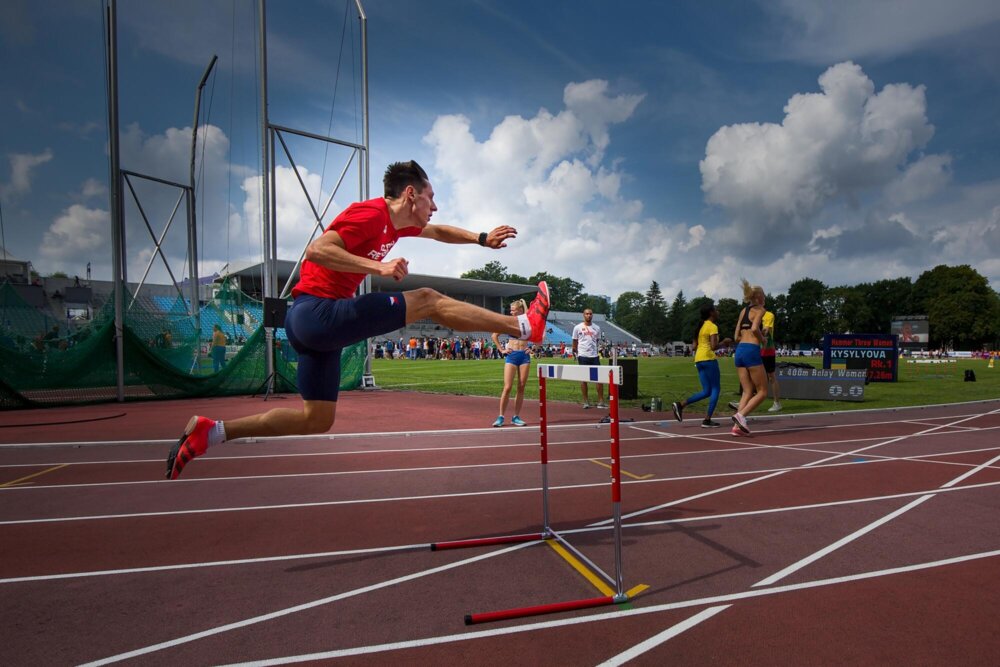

{"left": 430, "top": 363, "right": 636, "bottom": 624}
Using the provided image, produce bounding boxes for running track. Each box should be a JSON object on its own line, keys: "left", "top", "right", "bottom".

{"left": 1, "top": 392, "right": 999, "bottom": 666}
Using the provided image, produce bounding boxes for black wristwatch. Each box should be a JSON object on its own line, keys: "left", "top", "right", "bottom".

{"left": 477, "top": 231, "right": 488, "bottom": 246}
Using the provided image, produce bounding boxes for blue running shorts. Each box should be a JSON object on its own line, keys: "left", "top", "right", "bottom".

{"left": 505, "top": 350, "right": 531, "bottom": 367}
{"left": 285, "top": 292, "right": 406, "bottom": 401}
{"left": 734, "top": 342, "right": 763, "bottom": 368}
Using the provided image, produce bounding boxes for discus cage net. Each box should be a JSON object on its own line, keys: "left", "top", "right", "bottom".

{"left": 0, "top": 280, "right": 364, "bottom": 409}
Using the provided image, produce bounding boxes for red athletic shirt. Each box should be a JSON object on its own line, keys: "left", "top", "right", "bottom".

{"left": 292, "top": 198, "right": 421, "bottom": 299}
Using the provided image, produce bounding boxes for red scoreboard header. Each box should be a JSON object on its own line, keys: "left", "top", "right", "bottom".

{"left": 822, "top": 334, "right": 899, "bottom": 382}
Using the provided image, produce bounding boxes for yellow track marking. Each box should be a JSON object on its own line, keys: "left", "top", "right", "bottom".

{"left": 626, "top": 584, "right": 649, "bottom": 597}
{"left": 0, "top": 464, "right": 68, "bottom": 488}
{"left": 544, "top": 539, "right": 651, "bottom": 603}
{"left": 545, "top": 538, "right": 615, "bottom": 596}
{"left": 588, "top": 458, "right": 653, "bottom": 480}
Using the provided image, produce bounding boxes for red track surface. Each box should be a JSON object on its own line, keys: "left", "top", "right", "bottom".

{"left": 1, "top": 392, "right": 999, "bottom": 666}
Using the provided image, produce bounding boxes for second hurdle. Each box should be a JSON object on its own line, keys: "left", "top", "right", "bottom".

{"left": 430, "top": 362, "right": 641, "bottom": 624}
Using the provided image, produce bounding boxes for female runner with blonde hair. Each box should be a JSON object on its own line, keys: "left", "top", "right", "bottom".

{"left": 491, "top": 299, "right": 531, "bottom": 427}
{"left": 731, "top": 279, "right": 768, "bottom": 435}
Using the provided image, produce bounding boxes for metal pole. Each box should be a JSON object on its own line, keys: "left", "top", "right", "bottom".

{"left": 356, "top": 0, "right": 375, "bottom": 387}
{"left": 609, "top": 368, "right": 626, "bottom": 601}
{"left": 189, "top": 54, "right": 217, "bottom": 359}
{"left": 106, "top": 0, "right": 125, "bottom": 401}
{"left": 258, "top": 0, "right": 274, "bottom": 383}
{"left": 539, "top": 371, "right": 550, "bottom": 533}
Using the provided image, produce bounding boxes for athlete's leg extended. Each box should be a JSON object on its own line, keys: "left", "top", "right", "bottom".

{"left": 405, "top": 287, "right": 520, "bottom": 334}
{"left": 225, "top": 400, "right": 335, "bottom": 440}
{"left": 404, "top": 283, "right": 549, "bottom": 342}
{"left": 167, "top": 295, "right": 356, "bottom": 480}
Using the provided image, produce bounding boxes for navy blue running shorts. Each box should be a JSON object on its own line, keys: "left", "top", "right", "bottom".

{"left": 284, "top": 292, "right": 407, "bottom": 401}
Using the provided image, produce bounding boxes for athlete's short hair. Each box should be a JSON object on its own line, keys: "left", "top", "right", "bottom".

{"left": 383, "top": 160, "right": 430, "bottom": 198}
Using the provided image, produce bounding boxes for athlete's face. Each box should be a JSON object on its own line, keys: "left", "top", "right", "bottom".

{"left": 583, "top": 309, "right": 593, "bottom": 324}
{"left": 408, "top": 182, "right": 437, "bottom": 227}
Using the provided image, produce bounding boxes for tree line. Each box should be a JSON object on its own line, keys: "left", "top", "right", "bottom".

{"left": 462, "top": 262, "right": 1000, "bottom": 350}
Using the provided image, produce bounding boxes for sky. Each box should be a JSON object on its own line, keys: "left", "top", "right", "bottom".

{"left": 1, "top": 0, "right": 999, "bottom": 303}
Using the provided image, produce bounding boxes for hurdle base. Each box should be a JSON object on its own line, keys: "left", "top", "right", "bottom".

{"left": 430, "top": 532, "right": 547, "bottom": 551}
{"left": 465, "top": 595, "right": 621, "bottom": 625}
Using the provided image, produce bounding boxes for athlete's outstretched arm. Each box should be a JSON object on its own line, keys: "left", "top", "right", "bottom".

{"left": 419, "top": 224, "right": 517, "bottom": 248}
{"left": 305, "top": 229, "right": 409, "bottom": 280}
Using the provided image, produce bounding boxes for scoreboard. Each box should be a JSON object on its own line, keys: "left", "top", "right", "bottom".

{"left": 822, "top": 334, "right": 899, "bottom": 382}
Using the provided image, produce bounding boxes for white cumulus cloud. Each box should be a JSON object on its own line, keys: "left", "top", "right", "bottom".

{"left": 2, "top": 149, "right": 53, "bottom": 197}
{"left": 700, "top": 61, "right": 938, "bottom": 258}
{"left": 416, "top": 79, "right": 668, "bottom": 297}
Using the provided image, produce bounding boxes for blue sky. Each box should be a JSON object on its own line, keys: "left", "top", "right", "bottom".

{"left": 2, "top": 0, "right": 999, "bottom": 302}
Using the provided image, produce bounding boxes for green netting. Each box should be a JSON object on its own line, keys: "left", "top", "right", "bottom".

{"left": 0, "top": 282, "right": 366, "bottom": 408}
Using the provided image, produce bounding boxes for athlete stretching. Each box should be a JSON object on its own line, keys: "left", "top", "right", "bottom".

{"left": 166, "top": 161, "right": 550, "bottom": 479}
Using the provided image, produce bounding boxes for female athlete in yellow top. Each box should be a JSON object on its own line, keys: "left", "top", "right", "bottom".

{"left": 672, "top": 303, "right": 732, "bottom": 428}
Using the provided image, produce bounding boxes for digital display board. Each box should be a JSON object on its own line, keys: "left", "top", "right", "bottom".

{"left": 823, "top": 334, "right": 898, "bottom": 382}
{"left": 891, "top": 316, "right": 928, "bottom": 350}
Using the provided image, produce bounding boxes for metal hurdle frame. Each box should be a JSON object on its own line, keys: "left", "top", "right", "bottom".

{"left": 430, "top": 363, "right": 632, "bottom": 624}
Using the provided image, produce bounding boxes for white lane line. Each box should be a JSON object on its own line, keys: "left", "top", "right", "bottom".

{"left": 596, "top": 605, "right": 731, "bottom": 666}
{"left": 78, "top": 539, "right": 538, "bottom": 667}
{"left": 5, "top": 477, "right": 1000, "bottom": 585}
{"left": 5, "top": 402, "right": 997, "bottom": 450}
{"left": 604, "top": 406, "right": 1000, "bottom": 656}
{"left": 753, "top": 494, "right": 935, "bottom": 587}
{"left": 0, "top": 542, "right": 430, "bottom": 585}
{"left": 6, "top": 443, "right": 1000, "bottom": 526}
{"left": 213, "top": 549, "right": 1000, "bottom": 666}
{"left": 588, "top": 470, "right": 790, "bottom": 527}
{"left": 753, "top": 408, "right": 1000, "bottom": 587}
{"left": 804, "top": 408, "right": 999, "bottom": 468}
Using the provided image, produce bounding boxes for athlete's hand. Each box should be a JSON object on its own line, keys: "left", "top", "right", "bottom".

{"left": 381, "top": 258, "right": 409, "bottom": 281}
{"left": 485, "top": 225, "right": 517, "bottom": 249}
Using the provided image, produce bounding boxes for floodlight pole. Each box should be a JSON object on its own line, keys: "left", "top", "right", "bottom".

{"left": 356, "top": 0, "right": 377, "bottom": 389}
{"left": 189, "top": 54, "right": 217, "bottom": 356}
{"left": 258, "top": 0, "right": 275, "bottom": 384}
{"left": 106, "top": 0, "right": 126, "bottom": 402}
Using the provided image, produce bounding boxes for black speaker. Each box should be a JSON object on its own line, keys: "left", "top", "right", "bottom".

{"left": 263, "top": 297, "right": 287, "bottom": 328}
{"left": 618, "top": 357, "right": 639, "bottom": 400}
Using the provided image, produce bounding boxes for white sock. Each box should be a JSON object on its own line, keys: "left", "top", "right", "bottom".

{"left": 516, "top": 314, "right": 531, "bottom": 340}
{"left": 209, "top": 420, "right": 227, "bottom": 447}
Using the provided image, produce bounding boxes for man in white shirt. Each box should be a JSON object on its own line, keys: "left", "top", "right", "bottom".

{"left": 572, "top": 308, "right": 606, "bottom": 408}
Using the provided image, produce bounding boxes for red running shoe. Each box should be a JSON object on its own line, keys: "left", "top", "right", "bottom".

{"left": 526, "top": 281, "right": 551, "bottom": 344}
{"left": 166, "top": 415, "right": 215, "bottom": 479}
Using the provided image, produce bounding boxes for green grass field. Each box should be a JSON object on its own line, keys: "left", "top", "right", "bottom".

{"left": 368, "top": 355, "right": 1000, "bottom": 415}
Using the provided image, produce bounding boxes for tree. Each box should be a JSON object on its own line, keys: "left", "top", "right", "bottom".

{"left": 716, "top": 297, "right": 742, "bottom": 341}
{"left": 461, "top": 261, "right": 513, "bottom": 283}
{"left": 578, "top": 294, "right": 611, "bottom": 315}
{"left": 912, "top": 265, "right": 1000, "bottom": 348}
{"left": 766, "top": 293, "right": 788, "bottom": 347}
{"left": 637, "top": 281, "right": 668, "bottom": 344}
{"left": 613, "top": 291, "right": 644, "bottom": 335}
{"left": 785, "top": 278, "right": 829, "bottom": 346}
{"left": 868, "top": 277, "right": 914, "bottom": 332}
{"left": 527, "top": 272, "right": 585, "bottom": 312}
{"left": 665, "top": 291, "right": 687, "bottom": 342}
